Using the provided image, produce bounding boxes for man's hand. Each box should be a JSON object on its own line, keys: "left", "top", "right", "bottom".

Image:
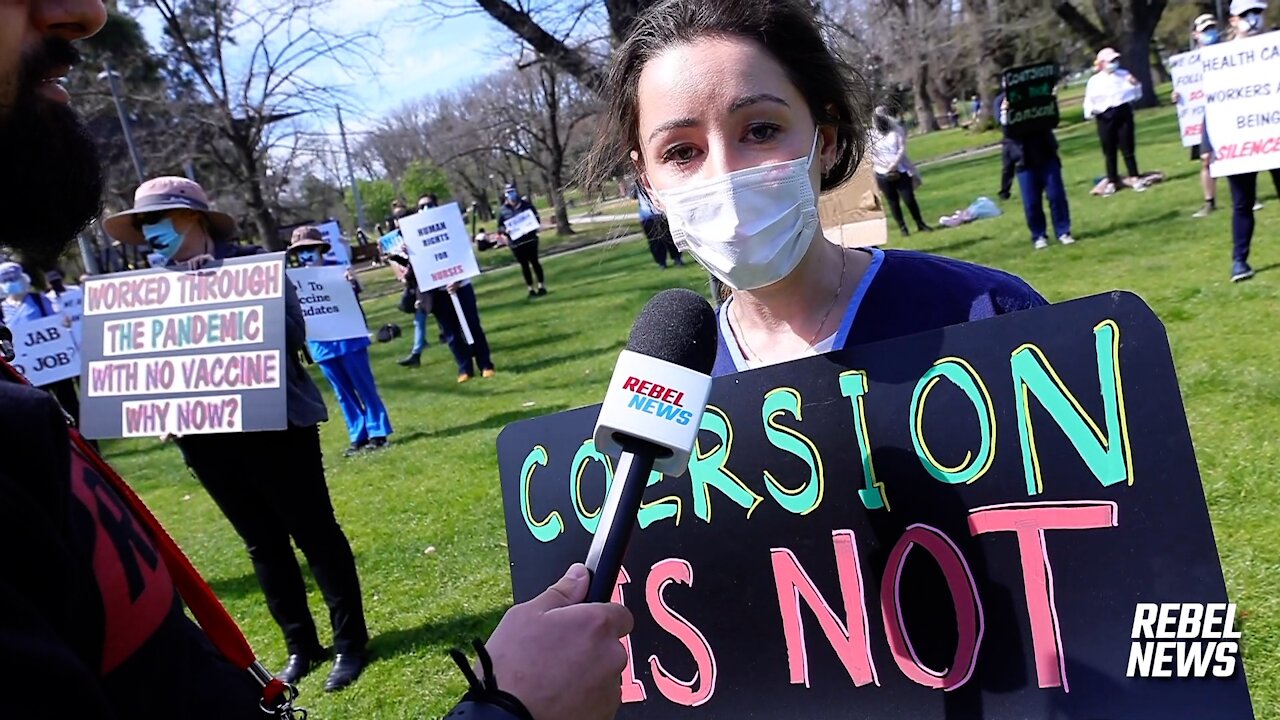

{"left": 447, "top": 282, "right": 461, "bottom": 293}
{"left": 178, "top": 254, "right": 216, "bottom": 272}
{"left": 484, "top": 564, "right": 633, "bottom": 720}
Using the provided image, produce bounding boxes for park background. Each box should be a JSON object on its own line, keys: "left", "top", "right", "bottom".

{"left": 65, "top": 0, "right": 1280, "bottom": 717}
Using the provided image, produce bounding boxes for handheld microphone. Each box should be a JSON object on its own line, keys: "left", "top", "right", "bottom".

{"left": 584, "top": 288, "right": 718, "bottom": 602}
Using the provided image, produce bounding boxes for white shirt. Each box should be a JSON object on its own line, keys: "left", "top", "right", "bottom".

{"left": 868, "top": 127, "right": 909, "bottom": 175}
{"left": 1083, "top": 69, "right": 1143, "bottom": 119}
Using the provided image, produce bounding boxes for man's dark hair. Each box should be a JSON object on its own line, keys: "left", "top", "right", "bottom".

{"left": 581, "top": 0, "right": 871, "bottom": 194}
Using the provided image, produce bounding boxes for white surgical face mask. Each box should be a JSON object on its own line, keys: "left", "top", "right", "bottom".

{"left": 655, "top": 132, "right": 821, "bottom": 291}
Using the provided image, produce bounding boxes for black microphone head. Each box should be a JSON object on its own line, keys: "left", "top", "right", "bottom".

{"left": 624, "top": 288, "right": 718, "bottom": 375}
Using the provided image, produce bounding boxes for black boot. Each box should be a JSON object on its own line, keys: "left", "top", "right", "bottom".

{"left": 325, "top": 651, "right": 368, "bottom": 692}
{"left": 397, "top": 353, "right": 421, "bottom": 367}
{"left": 276, "top": 649, "right": 329, "bottom": 685}
{"left": 898, "top": 224, "right": 911, "bottom": 237}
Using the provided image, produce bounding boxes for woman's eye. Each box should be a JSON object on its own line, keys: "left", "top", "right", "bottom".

{"left": 662, "top": 145, "right": 699, "bottom": 165}
{"left": 745, "top": 124, "right": 780, "bottom": 143}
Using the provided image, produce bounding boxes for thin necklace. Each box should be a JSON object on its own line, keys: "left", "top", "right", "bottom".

{"left": 734, "top": 248, "right": 847, "bottom": 363}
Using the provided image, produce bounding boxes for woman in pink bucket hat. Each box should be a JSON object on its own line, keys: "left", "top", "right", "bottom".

{"left": 103, "top": 177, "right": 372, "bottom": 691}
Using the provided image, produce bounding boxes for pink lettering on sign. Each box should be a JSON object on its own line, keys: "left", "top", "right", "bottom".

{"left": 881, "top": 524, "right": 984, "bottom": 691}
{"left": 645, "top": 558, "right": 718, "bottom": 707}
{"left": 613, "top": 566, "right": 648, "bottom": 704}
{"left": 770, "top": 530, "right": 878, "bottom": 689}
{"left": 968, "top": 501, "right": 1119, "bottom": 691}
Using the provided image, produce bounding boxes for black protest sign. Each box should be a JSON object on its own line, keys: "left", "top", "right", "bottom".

{"left": 1003, "top": 62, "right": 1061, "bottom": 134}
{"left": 79, "top": 254, "right": 289, "bottom": 439}
{"left": 496, "top": 292, "right": 1254, "bottom": 720}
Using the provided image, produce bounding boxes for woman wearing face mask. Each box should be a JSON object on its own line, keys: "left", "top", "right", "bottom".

{"left": 1175, "top": 15, "right": 1226, "bottom": 218}
{"left": 584, "top": 0, "right": 1046, "bottom": 377}
{"left": 289, "top": 226, "right": 392, "bottom": 456}
{"left": 1083, "top": 48, "right": 1145, "bottom": 195}
{"left": 868, "top": 106, "right": 932, "bottom": 237}
{"left": 103, "top": 177, "right": 372, "bottom": 692}
{"left": 1204, "top": 0, "right": 1279, "bottom": 282}
{"left": 497, "top": 183, "right": 547, "bottom": 297}
{"left": 0, "top": 260, "right": 82, "bottom": 424}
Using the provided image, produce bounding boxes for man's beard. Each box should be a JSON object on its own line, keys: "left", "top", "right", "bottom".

{"left": 0, "top": 40, "right": 104, "bottom": 269}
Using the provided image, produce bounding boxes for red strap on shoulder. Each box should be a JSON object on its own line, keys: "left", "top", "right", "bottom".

{"left": 0, "top": 360, "right": 293, "bottom": 708}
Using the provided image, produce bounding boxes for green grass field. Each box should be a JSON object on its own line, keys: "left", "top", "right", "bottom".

{"left": 104, "top": 101, "right": 1280, "bottom": 718}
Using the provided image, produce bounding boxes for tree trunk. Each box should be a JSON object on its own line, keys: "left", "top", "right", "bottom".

{"left": 1149, "top": 39, "right": 1171, "bottom": 85}
{"left": 237, "top": 146, "right": 282, "bottom": 250}
{"left": 914, "top": 62, "right": 942, "bottom": 133}
{"left": 545, "top": 167, "right": 573, "bottom": 235}
{"left": 1124, "top": 26, "right": 1159, "bottom": 108}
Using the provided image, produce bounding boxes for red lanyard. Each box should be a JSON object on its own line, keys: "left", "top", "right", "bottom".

{"left": 0, "top": 360, "right": 300, "bottom": 716}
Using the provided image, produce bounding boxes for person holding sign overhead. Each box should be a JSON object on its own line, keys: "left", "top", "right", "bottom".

{"left": 103, "top": 177, "right": 372, "bottom": 692}
{"left": 289, "top": 226, "right": 393, "bottom": 456}
{"left": 582, "top": 0, "right": 1046, "bottom": 377}
{"left": 1083, "top": 48, "right": 1146, "bottom": 195}
{"left": 498, "top": 183, "right": 547, "bottom": 298}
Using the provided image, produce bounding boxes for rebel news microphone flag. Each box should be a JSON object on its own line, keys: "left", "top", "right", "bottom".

{"left": 584, "top": 288, "right": 718, "bottom": 602}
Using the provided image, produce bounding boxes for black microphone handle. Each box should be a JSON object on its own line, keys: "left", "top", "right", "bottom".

{"left": 585, "top": 444, "right": 658, "bottom": 603}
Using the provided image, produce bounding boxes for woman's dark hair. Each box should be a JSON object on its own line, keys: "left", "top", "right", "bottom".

{"left": 581, "top": 0, "right": 872, "bottom": 194}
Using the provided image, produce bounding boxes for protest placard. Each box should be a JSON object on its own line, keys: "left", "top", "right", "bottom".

{"left": 50, "top": 285, "right": 84, "bottom": 348}
{"left": 1202, "top": 30, "right": 1280, "bottom": 177}
{"left": 504, "top": 208, "right": 540, "bottom": 241}
{"left": 1002, "top": 62, "right": 1060, "bottom": 135}
{"left": 9, "top": 314, "right": 79, "bottom": 386}
{"left": 78, "top": 254, "right": 289, "bottom": 439}
{"left": 379, "top": 229, "right": 405, "bottom": 256}
{"left": 287, "top": 265, "right": 367, "bottom": 342}
{"left": 315, "top": 220, "right": 351, "bottom": 265}
{"left": 497, "top": 292, "right": 1254, "bottom": 720}
{"left": 1169, "top": 51, "right": 1207, "bottom": 148}
{"left": 399, "top": 202, "right": 480, "bottom": 292}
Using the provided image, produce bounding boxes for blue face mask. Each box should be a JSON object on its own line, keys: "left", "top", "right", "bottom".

{"left": 142, "top": 217, "right": 186, "bottom": 263}
{"left": 1242, "top": 11, "right": 1265, "bottom": 33}
{"left": 505, "top": 190, "right": 519, "bottom": 202}
{"left": 297, "top": 250, "right": 318, "bottom": 266}
{"left": 1200, "top": 28, "right": 1220, "bottom": 45}
{"left": 1, "top": 279, "right": 26, "bottom": 296}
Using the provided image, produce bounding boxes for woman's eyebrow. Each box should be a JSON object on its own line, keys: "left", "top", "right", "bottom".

{"left": 728, "top": 93, "right": 790, "bottom": 113}
{"left": 649, "top": 117, "right": 698, "bottom": 142}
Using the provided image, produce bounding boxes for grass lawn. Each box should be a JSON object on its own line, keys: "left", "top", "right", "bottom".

{"left": 103, "top": 100, "right": 1279, "bottom": 718}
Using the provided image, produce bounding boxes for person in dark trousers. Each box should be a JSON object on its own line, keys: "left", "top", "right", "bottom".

{"left": 1, "top": 5, "right": 632, "bottom": 719}
{"left": 868, "top": 106, "right": 932, "bottom": 236}
{"left": 996, "top": 91, "right": 1017, "bottom": 201}
{"left": 104, "top": 176, "right": 371, "bottom": 693}
{"left": 1207, "top": 0, "right": 1275, "bottom": 282}
{"left": 497, "top": 183, "right": 547, "bottom": 297}
{"left": 637, "top": 187, "right": 683, "bottom": 268}
{"left": 1000, "top": 97, "right": 1075, "bottom": 249}
{"left": 1083, "top": 47, "right": 1146, "bottom": 194}
{"left": 431, "top": 279, "right": 496, "bottom": 383}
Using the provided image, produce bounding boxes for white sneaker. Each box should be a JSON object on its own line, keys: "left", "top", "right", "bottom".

{"left": 1058, "top": 234, "right": 1076, "bottom": 245}
{"left": 1103, "top": 184, "right": 1117, "bottom": 197}
{"left": 1034, "top": 238, "right": 1050, "bottom": 250}
{"left": 1254, "top": 202, "right": 1265, "bottom": 211}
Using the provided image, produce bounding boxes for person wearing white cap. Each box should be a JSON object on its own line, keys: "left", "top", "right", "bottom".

{"left": 1083, "top": 47, "right": 1145, "bottom": 194}
{"left": 0, "top": 260, "right": 81, "bottom": 423}
{"left": 104, "top": 176, "right": 373, "bottom": 691}
{"left": 1203, "top": 0, "right": 1277, "bottom": 281}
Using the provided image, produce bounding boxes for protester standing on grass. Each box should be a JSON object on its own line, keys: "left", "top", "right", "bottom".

{"left": 997, "top": 87, "right": 1018, "bottom": 201}
{"left": 638, "top": 186, "right": 684, "bottom": 268}
{"left": 1174, "top": 15, "right": 1229, "bottom": 217}
{"left": 1206, "top": 0, "right": 1277, "bottom": 282}
{"left": 1000, "top": 96, "right": 1075, "bottom": 250}
{"left": 394, "top": 202, "right": 435, "bottom": 367}
{"left": 104, "top": 177, "right": 372, "bottom": 692}
{"left": 586, "top": 0, "right": 1046, "bottom": 378}
{"left": 1084, "top": 47, "right": 1146, "bottom": 195}
{"left": 498, "top": 182, "right": 547, "bottom": 297}
{"left": 0, "top": 261, "right": 82, "bottom": 421}
{"left": 868, "top": 106, "right": 933, "bottom": 237}
{"left": 289, "top": 226, "right": 393, "bottom": 457}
